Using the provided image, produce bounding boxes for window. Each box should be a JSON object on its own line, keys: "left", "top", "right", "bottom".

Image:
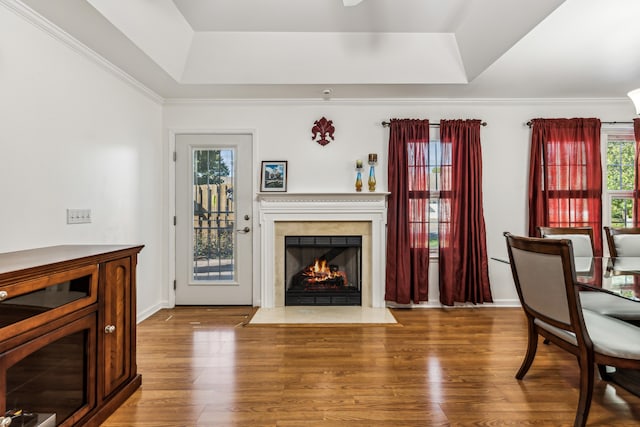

{"left": 407, "top": 129, "right": 447, "bottom": 256}
{"left": 604, "top": 127, "right": 635, "bottom": 228}
{"left": 540, "top": 139, "right": 595, "bottom": 228}
{"left": 527, "top": 118, "right": 603, "bottom": 254}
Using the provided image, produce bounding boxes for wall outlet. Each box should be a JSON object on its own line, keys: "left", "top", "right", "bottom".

{"left": 67, "top": 208, "right": 92, "bottom": 224}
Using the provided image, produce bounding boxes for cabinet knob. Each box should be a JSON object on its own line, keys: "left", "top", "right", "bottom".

{"left": 104, "top": 325, "right": 116, "bottom": 334}
{"left": 0, "top": 291, "right": 7, "bottom": 301}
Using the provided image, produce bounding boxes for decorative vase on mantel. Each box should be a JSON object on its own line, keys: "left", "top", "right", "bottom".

{"left": 355, "top": 163, "right": 363, "bottom": 192}
{"left": 368, "top": 153, "right": 377, "bottom": 192}
{"left": 368, "top": 166, "right": 376, "bottom": 192}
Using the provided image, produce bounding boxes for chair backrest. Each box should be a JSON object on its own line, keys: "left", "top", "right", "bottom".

{"left": 504, "top": 232, "right": 584, "bottom": 334}
{"left": 604, "top": 226, "right": 640, "bottom": 257}
{"left": 537, "top": 226, "right": 594, "bottom": 258}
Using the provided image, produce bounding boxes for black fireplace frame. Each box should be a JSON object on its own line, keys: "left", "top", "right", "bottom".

{"left": 284, "top": 235, "right": 362, "bottom": 306}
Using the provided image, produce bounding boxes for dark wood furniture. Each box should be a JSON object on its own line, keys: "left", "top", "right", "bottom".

{"left": 504, "top": 233, "right": 640, "bottom": 427}
{"left": 0, "top": 244, "right": 143, "bottom": 427}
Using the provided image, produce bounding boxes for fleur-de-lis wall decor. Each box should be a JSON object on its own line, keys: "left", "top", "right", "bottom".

{"left": 311, "top": 117, "right": 335, "bottom": 146}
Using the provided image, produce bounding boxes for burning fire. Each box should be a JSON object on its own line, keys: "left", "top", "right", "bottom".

{"left": 302, "top": 257, "right": 347, "bottom": 284}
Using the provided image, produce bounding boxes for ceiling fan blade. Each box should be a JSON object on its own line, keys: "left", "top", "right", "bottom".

{"left": 343, "top": 0, "right": 364, "bottom": 6}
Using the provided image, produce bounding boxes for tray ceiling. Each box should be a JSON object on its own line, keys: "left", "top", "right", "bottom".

{"left": 15, "top": 0, "right": 640, "bottom": 100}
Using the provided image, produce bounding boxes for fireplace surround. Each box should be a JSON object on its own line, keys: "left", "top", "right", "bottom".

{"left": 258, "top": 192, "right": 388, "bottom": 308}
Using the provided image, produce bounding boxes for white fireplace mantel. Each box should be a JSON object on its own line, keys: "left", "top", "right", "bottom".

{"left": 257, "top": 192, "right": 389, "bottom": 308}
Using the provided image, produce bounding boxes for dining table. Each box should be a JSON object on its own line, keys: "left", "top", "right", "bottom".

{"left": 493, "top": 256, "right": 640, "bottom": 301}
{"left": 572, "top": 256, "right": 640, "bottom": 300}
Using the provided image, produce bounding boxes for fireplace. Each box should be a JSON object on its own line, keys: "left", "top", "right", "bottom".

{"left": 285, "top": 236, "right": 362, "bottom": 306}
{"left": 258, "top": 192, "right": 389, "bottom": 308}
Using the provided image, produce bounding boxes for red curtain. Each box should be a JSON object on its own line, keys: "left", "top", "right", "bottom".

{"left": 633, "top": 118, "right": 640, "bottom": 226}
{"left": 528, "top": 118, "right": 603, "bottom": 256}
{"left": 438, "top": 120, "right": 492, "bottom": 305}
{"left": 385, "top": 119, "right": 430, "bottom": 304}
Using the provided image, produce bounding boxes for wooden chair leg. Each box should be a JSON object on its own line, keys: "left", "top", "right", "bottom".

{"left": 516, "top": 320, "right": 538, "bottom": 380}
{"left": 574, "top": 355, "right": 595, "bottom": 427}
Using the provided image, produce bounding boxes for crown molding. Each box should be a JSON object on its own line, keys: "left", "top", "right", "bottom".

{"left": 1, "top": 0, "right": 164, "bottom": 104}
{"left": 162, "top": 97, "right": 630, "bottom": 107}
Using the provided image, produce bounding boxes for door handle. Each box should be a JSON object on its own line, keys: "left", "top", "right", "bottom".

{"left": 237, "top": 226, "right": 250, "bottom": 233}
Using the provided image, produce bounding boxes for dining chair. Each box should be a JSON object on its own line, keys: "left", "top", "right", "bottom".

{"left": 537, "top": 226, "right": 594, "bottom": 257}
{"left": 504, "top": 232, "right": 640, "bottom": 427}
{"left": 604, "top": 226, "right": 640, "bottom": 257}
{"left": 537, "top": 226, "right": 640, "bottom": 325}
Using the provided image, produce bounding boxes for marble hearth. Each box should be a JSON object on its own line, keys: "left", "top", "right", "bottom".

{"left": 258, "top": 193, "right": 388, "bottom": 308}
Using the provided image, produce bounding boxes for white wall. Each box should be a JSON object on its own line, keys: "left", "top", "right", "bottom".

{"left": 164, "top": 99, "right": 635, "bottom": 306}
{"left": 0, "top": 5, "right": 164, "bottom": 320}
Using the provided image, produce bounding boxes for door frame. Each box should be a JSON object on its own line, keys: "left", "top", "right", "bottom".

{"left": 167, "top": 128, "right": 259, "bottom": 308}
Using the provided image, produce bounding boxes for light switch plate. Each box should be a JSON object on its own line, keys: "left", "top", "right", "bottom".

{"left": 67, "top": 208, "right": 92, "bottom": 224}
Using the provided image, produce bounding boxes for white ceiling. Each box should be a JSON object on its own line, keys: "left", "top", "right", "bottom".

{"left": 17, "top": 0, "right": 640, "bottom": 100}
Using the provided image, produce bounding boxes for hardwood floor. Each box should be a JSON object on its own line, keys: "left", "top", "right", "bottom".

{"left": 102, "top": 307, "right": 640, "bottom": 426}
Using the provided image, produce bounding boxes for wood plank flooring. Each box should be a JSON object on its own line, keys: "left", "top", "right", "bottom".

{"left": 102, "top": 307, "right": 640, "bottom": 426}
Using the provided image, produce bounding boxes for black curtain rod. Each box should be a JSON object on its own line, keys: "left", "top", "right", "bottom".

{"left": 526, "top": 120, "right": 634, "bottom": 128}
{"left": 381, "top": 120, "right": 487, "bottom": 128}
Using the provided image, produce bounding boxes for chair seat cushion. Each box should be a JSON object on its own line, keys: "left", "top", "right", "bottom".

{"left": 535, "top": 309, "right": 640, "bottom": 359}
{"left": 579, "top": 291, "right": 640, "bottom": 321}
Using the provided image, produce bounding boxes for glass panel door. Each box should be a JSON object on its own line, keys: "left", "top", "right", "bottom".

{"left": 175, "top": 134, "right": 253, "bottom": 305}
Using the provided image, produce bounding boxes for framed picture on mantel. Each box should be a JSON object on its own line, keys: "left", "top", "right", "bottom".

{"left": 260, "top": 160, "right": 287, "bottom": 192}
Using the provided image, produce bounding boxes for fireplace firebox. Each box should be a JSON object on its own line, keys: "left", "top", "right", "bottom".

{"left": 284, "top": 236, "right": 361, "bottom": 306}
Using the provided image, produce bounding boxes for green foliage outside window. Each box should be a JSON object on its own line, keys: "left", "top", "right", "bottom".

{"left": 195, "top": 150, "right": 231, "bottom": 185}
{"left": 607, "top": 138, "right": 635, "bottom": 227}
{"left": 194, "top": 229, "right": 234, "bottom": 260}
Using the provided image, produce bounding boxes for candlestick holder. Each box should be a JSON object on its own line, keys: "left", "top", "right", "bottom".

{"left": 355, "top": 166, "right": 363, "bottom": 192}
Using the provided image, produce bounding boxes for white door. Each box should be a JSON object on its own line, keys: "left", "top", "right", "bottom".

{"left": 175, "top": 133, "right": 253, "bottom": 305}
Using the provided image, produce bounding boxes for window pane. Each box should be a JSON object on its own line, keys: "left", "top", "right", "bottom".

{"left": 407, "top": 134, "right": 443, "bottom": 255}
{"left": 429, "top": 142, "right": 441, "bottom": 192}
{"left": 610, "top": 197, "right": 634, "bottom": 228}
{"left": 428, "top": 222, "right": 438, "bottom": 250}
{"left": 607, "top": 136, "right": 635, "bottom": 191}
{"left": 192, "top": 149, "right": 236, "bottom": 281}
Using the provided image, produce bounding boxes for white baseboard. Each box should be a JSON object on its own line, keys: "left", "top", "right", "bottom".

{"left": 137, "top": 302, "right": 169, "bottom": 324}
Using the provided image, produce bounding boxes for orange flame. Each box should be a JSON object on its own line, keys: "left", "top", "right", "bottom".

{"left": 302, "top": 258, "right": 347, "bottom": 284}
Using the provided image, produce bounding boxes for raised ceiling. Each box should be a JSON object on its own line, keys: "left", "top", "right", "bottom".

{"left": 16, "top": 0, "right": 640, "bottom": 100}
